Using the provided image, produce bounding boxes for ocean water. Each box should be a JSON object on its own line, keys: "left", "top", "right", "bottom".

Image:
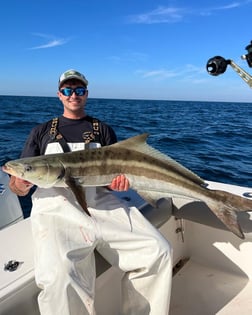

{"left": 1, "top": 95, "right": 252, "bottom": 216}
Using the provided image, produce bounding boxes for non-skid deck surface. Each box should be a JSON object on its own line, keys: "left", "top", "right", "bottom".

{"left": 170, "top": 259, "right": 252, "bottom": 315}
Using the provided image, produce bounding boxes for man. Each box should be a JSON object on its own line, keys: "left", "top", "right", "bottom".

{"left": 9, "top": 69, "right": 172, "bottom": 315}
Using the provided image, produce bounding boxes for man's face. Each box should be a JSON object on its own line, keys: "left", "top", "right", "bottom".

{"left": 58, "top": 79, "right": 88, "bottom": 117}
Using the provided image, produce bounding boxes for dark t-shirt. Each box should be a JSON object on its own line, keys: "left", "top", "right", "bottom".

{"left": 21, "top": 115, "right": 117, "bottom": 158}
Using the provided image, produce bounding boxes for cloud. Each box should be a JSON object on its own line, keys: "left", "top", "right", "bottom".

{"left": 127, "top": 1, "right": 251, "bottom": 24}
{"left": 137, "top": 69, "right": 178, "bottom": 79}
{"left": 128, "top": 6, "right": 185, "bottom": 24}
{"left": 29, "top": 33, "right": 69, "bottom": 49}
{"left": 218, "top": 2, "right": 241, "bottom": 9}
{"left": 199, "top": 2, "right": 242, "bottom": 16}
{"left": 136, "top": 64, "right": 205, "bottom": 82}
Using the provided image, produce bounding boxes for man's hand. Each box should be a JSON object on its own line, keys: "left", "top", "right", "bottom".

{"left": 9, "top": 176, "right": 33, "bottom": 196}
{"left": 108, "top": 174, "right": 130, "bottom": 191}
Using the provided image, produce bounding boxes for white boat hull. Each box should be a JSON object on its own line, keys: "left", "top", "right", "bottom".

{"left": 1, "top": 176, "right": 252, "bottom": 315}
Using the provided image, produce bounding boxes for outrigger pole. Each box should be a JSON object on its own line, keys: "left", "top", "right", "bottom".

{"left": 206, "top": 40, "right": 252, "bottom": 88}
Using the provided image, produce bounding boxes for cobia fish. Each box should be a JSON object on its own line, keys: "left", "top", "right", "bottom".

{"left": 2, "top": 133, "right": 252, "bottom": 239}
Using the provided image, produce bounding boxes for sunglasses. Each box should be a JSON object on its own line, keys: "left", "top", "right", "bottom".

{"left": 60, "top": 87, "right": 87, "bottom": 96}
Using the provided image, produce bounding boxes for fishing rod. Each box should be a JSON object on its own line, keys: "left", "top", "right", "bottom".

{"left": 206, "top": 40, "right": 252, "bottom": 88}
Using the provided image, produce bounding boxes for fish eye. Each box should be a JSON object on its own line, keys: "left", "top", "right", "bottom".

{"left": 24, "top": 165, "right": 33, "bottom": 172}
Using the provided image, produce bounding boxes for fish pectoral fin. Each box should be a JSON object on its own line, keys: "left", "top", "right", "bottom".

{"left": 65, "top": 176, "right": 91, "bottom": 216}
{"left": 137, "top": 190, "right": 172, "bottom": 208}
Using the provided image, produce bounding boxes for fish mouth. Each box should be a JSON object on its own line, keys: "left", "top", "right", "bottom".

{"left": 2, "top": 164, "right": 23, "bottom": 177}
{"left": 2, "top": 165, "right": 13, "bottom": 174}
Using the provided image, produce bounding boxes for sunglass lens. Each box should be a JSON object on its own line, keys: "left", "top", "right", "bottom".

{"left": 75, "top": 87, "right": 86, "bottom": 96}
{"left": 61, "top": 88, "right": 72, "bottom": 96}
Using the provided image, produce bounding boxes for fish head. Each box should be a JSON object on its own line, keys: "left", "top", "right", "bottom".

{"left": 2, "top": 156, "right": 65, "bottom": 188}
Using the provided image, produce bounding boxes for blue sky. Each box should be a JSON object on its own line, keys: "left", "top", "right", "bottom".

{"left": 1, "top": 0, "right": 252, "bottom": 102}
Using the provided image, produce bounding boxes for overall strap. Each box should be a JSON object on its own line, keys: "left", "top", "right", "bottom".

{"left": 49, "top": 117, "right": 71, "bottom": 153}
{"left": 92, "top": 118, "right": 100, "bottom": 143}
{"left": 82, "top": 116, "right": 101, "bottom": 144}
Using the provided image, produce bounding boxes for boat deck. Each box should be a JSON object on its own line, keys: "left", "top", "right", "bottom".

{"left": 170, "top": 259, "right": 252, "bottom": 315}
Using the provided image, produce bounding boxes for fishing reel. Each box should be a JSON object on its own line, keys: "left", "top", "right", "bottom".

{"left": 206, "top": 40, "right": 252, "bottom": 88}
{"left": 244, "top": 41, "right": 252, "bottom": 67}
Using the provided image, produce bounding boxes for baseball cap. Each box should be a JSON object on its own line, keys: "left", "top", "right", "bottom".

{"left": 58, "top": 69, "right": 88, "bottom": 88}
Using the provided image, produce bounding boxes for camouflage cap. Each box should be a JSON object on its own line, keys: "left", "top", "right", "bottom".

{"left": 58, "top": 69, "right": 88, "bottom": 88}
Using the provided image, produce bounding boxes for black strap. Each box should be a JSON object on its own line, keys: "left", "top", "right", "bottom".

{"left": 49, "top": 117, "right": 71, "bottom": 152}
{"left": 92, "top": 118, "right": 100, "bottom": 142}
{"left": 57, "top": 135, "right": 71, "bottom": 153}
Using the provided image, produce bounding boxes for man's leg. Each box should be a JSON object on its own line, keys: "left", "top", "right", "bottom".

{"left": 31, "top": 188, "right": 98, "bottom": 315}
{"left": 92, "top": 190, "right": 173, "bottom": 315}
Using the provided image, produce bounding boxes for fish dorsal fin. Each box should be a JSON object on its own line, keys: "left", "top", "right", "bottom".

{"left": 113, "top": 133, "right": 205, "bottom": 185}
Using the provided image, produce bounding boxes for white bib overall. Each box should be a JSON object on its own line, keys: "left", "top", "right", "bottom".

{"left": 31, "top": 142, "right": 172, "bottom": 315}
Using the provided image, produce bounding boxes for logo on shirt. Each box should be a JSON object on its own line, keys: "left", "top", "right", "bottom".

{"left": 82, "top": 131, "right": 95, "bottom": 144}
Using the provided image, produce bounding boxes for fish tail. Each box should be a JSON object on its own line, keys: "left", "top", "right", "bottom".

{"left": 208, "top": 201, "right": 244, "bottom": 239}
{"left": 207, "top": 189, "right": 252, "bottom": 239}
{"left": 211, "top": 189, "right": 252, "bottom": 212}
